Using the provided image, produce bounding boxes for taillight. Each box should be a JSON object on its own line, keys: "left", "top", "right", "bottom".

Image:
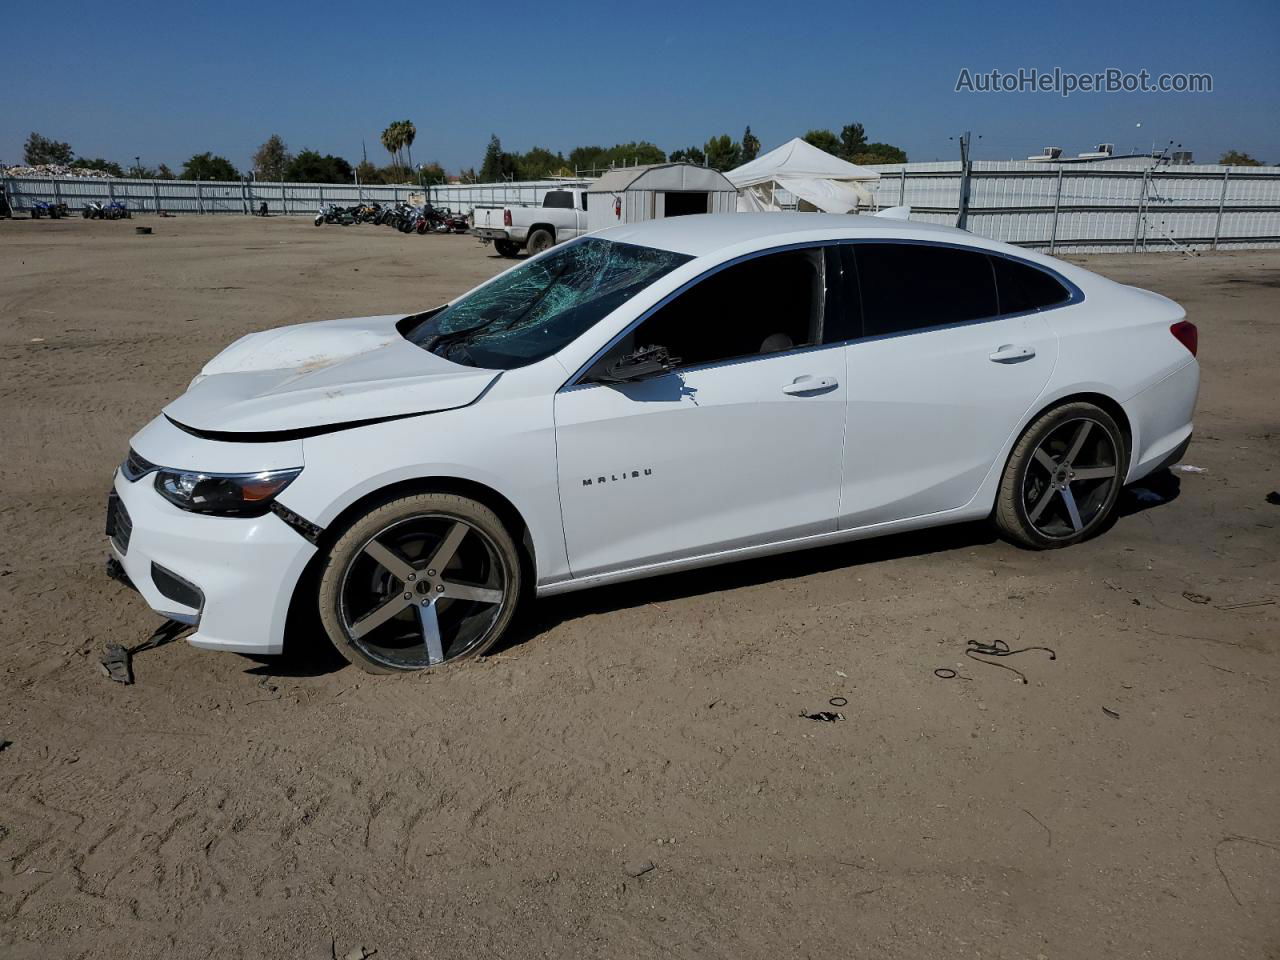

{"left": 1170, "top": 320, "right": 1198, "bottom": 357}
{"left": 503, "top": 209, "right": 512, "bottom": 227}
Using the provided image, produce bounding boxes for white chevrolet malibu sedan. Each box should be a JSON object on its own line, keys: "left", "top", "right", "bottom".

{"left": 107, "top": 213, "right": 1199, "bottom": 672}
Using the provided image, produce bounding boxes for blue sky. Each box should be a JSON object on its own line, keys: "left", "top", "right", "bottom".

{"left": 3, "top": 0, "right": 1277, "bottom": 172}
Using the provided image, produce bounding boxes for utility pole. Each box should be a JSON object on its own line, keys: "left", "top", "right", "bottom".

{"left": 951, "top": 131, "right": 980, "bottom": 230}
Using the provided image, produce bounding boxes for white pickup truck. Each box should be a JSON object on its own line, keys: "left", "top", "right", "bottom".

{"left": 472, "top": 188, "right": 589, "bottom": 258}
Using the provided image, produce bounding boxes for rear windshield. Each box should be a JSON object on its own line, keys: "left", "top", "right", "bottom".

{"left": 404, "top": 238, "right": 692, "bottom": 370}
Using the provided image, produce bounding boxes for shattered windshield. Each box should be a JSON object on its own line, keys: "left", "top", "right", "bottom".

{"left": 404, "top": 237, "right": 692, "bottom": 370}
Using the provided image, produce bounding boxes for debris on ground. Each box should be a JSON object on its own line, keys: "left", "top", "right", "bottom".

{"left": 800, "top": 710, "right": 845, "bottom": 722}
{"left": 342, "top": 947, "right": 376, "bottom": 960}
{"left": 1128, "top": 487, "right": 1166, "bottom": 503}
{"left": 0, "top": 739, "right": 11, "bottom": 753}
{"left": 964, "top": 638, "right": 1057, "bottom": 684}
{"left": 624, "top": 860, "right": 656, "bottom": 878}
{"left": 1182, "top": 591, "right": 1212, "bottom": 604}
{"left": 1102, "top": 707, "right": 1121, "bottom": 719}
{"left": 1215, "top": 598, "right": 1276, "bottom": 611}
{"left": 1266, "top": 491, "right": 1280, "bottom": 505}
{"left": 99, "top": 619, "right": 190, "bottom": 684}
{"left": 1174, "top": 464, "right": 1207, "bottom": 474}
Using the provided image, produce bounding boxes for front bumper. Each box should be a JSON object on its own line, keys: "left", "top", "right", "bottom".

{"left": 108, "top": 469, "right": 317, "bottom": 655}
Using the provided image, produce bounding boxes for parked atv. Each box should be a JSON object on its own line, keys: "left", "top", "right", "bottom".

{"left": 104, "top": 200, "right": 131, "bottom": 220}
{"left": 31, "top": 200, "right": 67, "bottom": 219}
{"left": 83, "top": 201, "right": 106, "bottom": 219}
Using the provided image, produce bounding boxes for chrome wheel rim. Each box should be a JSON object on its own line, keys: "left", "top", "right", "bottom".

{"left": 1022, "top": 417, "right": 1119, "bottom": 539}
{"left": 338, "top": 514, "right": 509, "bottom": 670}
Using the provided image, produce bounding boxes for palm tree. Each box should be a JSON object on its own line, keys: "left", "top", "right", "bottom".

{"left": 380, "top": 123, "right": 403, "bottom": 178}
{"left": 400, "top": 121, "right": 416, "bottom": 172}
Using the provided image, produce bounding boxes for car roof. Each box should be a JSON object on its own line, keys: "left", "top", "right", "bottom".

{"left": 592, "top": 212, "right": 984, "bottom": 258}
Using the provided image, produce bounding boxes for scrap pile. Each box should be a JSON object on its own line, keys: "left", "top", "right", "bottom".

{"left": 2, "top": 162, "right": 116, "bottom": 179}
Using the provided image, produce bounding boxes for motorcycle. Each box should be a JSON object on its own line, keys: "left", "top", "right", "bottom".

{"left": 315, "top": 203, "right": 354, "bottom": 226}
{"left": 440, "top": 208, "right": 470, "bottom": 234}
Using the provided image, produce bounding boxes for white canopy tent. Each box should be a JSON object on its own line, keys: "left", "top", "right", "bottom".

{"left": 726, "top": 138, "right": 880, "bottom": 213}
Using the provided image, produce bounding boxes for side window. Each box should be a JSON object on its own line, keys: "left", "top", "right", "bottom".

{"left": 580, "top": 192, "right": 588, "bottom": 211}
{"left": 543, "top": 191, "right": 572, "bottom": 209}
{"left": 853, "top": 243, "right": 998, "bottom": 337}
{"left": 595, "top": 248, "right": 826, "bottom": 373}
{"left": 990, "top": 255, "right": 1071, "bottom": 314}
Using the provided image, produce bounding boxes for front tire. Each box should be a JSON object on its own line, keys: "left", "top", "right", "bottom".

{"left": 994, "top": 401, "right": 1126, "bottom": 549}
{"left": 317, "top": 493, "right": 522, "bottom": 673}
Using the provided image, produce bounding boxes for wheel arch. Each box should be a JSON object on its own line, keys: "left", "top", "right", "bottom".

{"left": 528, "top": 223, "right": 556, "bottom": 242}
{"left": 282, "top": 475, "right": 538, "bottom": 657}
{"left": 1024, "top": 390, "right": 1133, "bottom": 464}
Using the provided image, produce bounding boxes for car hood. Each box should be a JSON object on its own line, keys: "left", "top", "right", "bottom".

{"left": 164, "top": 314, "right": 499, "bottom": 434}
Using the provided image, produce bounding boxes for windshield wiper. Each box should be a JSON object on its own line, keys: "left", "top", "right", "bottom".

{"left": 424, "top": 323, "right": 488, "bottom": 356}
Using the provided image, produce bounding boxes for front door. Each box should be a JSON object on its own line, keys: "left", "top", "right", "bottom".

{"left": 554, "top": 246, "right": 847, "bottom": 579}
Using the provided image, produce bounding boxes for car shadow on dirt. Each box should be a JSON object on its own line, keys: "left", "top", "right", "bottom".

{"left": 506, "top": 519, "right": 1002, "bottom": 651}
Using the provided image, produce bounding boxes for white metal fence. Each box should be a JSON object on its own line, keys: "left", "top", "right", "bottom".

{"left": 0, "top": 176, "right": 590, "bottom": 219}
{"left": 5, "top": 164, "right": 1279, "bottom": 254}
{"left": 861, "top": 161, "right": 1280, "bottom": 253}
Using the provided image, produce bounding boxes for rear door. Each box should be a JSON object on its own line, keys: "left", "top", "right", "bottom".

{"left": 837, "top": 242, "right": 1061, "bottom": 529}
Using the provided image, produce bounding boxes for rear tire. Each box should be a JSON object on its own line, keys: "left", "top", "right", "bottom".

{"left": 493, "top": 238, "right": 519, "bottom": 257}
{"left": 994, "top": 401, "right": 1126, "bottom": 549}
{"left": 317, "top": 493, "right": 523, "bottom": 674}
{"left": 525, "top": 228, "right": 553, "bottom": 256}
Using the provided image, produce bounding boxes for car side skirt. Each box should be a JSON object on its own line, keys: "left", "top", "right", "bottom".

{"left": 535, "top": 501, "right": 990, "bottom": 597}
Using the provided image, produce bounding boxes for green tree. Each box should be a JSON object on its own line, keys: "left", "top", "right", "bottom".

{"left": 703, "top": 134, "right": 741, "bottom": 171}
{"left": 156, "top": 163, "right": 176, "bottom": 180}
{"left": 802, "top": 129, "right": 841, "bottom": 156}
{"left": 355, "top": 160, "right": 384, "bottom": 184}
{"left": 839, "top": 123, "right": 867, "bottom": 161}
{"left": 480, "top": 134, "right": 517, "bottom": 181}
{"left": 252, "top": 134, "right": 291, "bottom": 181}
{"left": 740, "top": 126, "right": 761, "bottom": 163}
{"left": 284, "top": 149, "right": 353, "bottom": 183}
{"left": 567, "top": 145, "right": 607, "bottom": 172}
{"left": 852, "top": 143, "right": 908, "bottom": 164}
{"left": 606, "top": 141, "right": 666, "bottom": 166}
{"left": 74, "top": 157, "right": 124, "bottom": 176}
{"left": 668, "top": 145, "right": 706, "bottom": 165}
{"left": 518, "top": 146, "right": 567, "bottom": 179}
{"left": 1219, "top": 150, "right": 1262, "bottom": 166}
{"left": 418, "top": 161, "right": 447, "bottom": 184}
{"left": 23, "top": 132, "right": 75, "bottom": 165}
{"left": 181, "top": 153, "right": 240, "bottom": 180}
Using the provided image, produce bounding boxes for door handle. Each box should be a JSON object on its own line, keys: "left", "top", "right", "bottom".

{"left": 989, "top": 344, "right": 1036, "bottom": 363}
{"left": 782, "top": 375, "right": 838, "bottom": 395}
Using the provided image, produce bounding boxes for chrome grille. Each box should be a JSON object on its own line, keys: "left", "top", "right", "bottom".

{"left": 121, "top": 448, "right": 156, "bottom": 482}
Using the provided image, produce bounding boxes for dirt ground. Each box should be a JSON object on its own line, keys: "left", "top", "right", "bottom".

{"left": 1, "top": 216, "right": 1277, "bottom": 960}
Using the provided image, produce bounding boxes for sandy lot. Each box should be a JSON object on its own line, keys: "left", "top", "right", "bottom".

{"left": 1, "top": 216, "right": 1277, "bottom": 960}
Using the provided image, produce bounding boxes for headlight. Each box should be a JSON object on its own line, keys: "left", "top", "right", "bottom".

{"left": 154, "top": 467, "right": 301, "bottom": 516}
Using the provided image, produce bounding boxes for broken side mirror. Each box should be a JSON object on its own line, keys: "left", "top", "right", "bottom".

{"left": 596, "top": 344, "right": 681, "bottom": 383}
